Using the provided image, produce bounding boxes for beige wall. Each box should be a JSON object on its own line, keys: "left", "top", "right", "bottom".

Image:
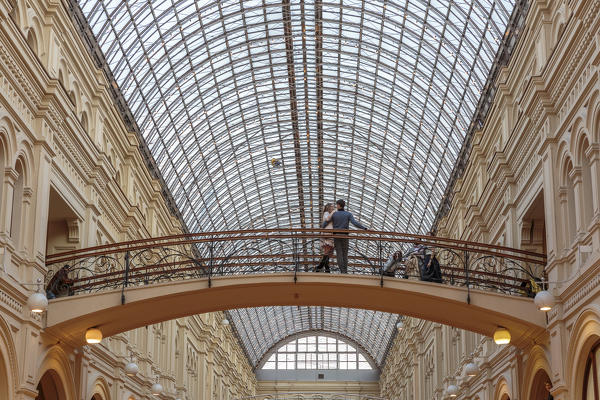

{"left": 0, "top": 0, "right": 256, "bottom": 398}
{"left": 381, "top": 0, "right": 600, "bottom": 399}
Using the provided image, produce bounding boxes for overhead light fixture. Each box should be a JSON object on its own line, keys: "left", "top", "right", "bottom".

{"left": 396, "top": 320, "right": 404, "bottom": 330}
{"left": 221, "top": 318, "right": 230, "bottom": 326}
{"left": 85, "top": 327, "right": 103, "bottom": 344}
{"left": 493, "top": 327, "right": 511, "bottom": 345}
{"left": 534, "top": 290, "right": 555, "bottom": 311}
{"left": 465, "top": 362, "right": 479, "bottom": 377}
{"left": 26, "top": 278, "right": 48, "bottom": 313}
{"left": 446, "top": 384, "right": 459, "bottom": 397}
{"left": 151, "top": 382, "right": 163, "bottom": 396}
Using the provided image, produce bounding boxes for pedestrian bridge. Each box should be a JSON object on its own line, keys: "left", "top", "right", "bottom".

{"left": 43, "top": 229, "right": 548, "bottom": 347}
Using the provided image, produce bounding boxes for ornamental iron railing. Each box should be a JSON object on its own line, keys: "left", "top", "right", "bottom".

{"left": 44, "top": 229, "right": 546, "bottom": 301}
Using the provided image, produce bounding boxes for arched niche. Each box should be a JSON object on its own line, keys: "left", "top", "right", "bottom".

{"left": 529, "top": 369, "right": 552, "bottom": 400}
{"left": 36, "top": 346, "right": 76, "bottom": 400}
{"left": 0, "top": 343, "right": 11, "bottom": 400}
{"left": 567, "top": 306, "right": 600, "bottom": 399}
{"left": 494, "top": 377, "right": 512, "bottom": 400}
{"left": 35, "top": 370, "right": 67, "bottom": 400}
{"left": 521, "top": 344, "right": 552, "bottom": 400}
{"left": 89, "top": 376, "right": 110, "bottom": 400}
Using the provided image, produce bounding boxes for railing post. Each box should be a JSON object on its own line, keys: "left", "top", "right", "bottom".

{"left": 379, "top": 235, "right": 384, "bottom": 287}
{"left": 208, "top": 240, "right": 213, "bottom": 288}
{"left": 121, "top": 250, "right": 130, "bottom": 305}
{"left": 293, "top": 232, "right": 298, "bottom": 283}
{"left": 464, "top": 249, "right": 470, "bottom": 304}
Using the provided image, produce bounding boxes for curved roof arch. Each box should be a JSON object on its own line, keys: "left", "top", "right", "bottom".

{"left": 256, "top": 330, "right": 378, "bottom": 370}
{"left": 77, "top": 0, "right": 517, "bottom": 371}
{"left": 228, "top": 307, "right": 399, "bottom": 369}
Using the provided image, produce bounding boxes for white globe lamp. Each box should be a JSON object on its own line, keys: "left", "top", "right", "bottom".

{"left": 446, "top": 384, "right": 459, "bottom": 397}
{"left": 465, "top": 362, "right": 479, "bottom": 377}
{"left": 27, "top": 291, "right": 48, "bottom": 313}
{"left": 151, "top": 382, "right": 163, "bottom": 395}
{"left": 125, "top": 361, "right": 139, "bottom": 376}
{"left": 534, "top": 290, "right": 555, "bottom": 311}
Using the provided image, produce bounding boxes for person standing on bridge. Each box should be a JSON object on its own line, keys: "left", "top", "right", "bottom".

{"left": 315, "top": 203, "right": 334, "bottom": 273}
{"left": 322, "top": 199, "right": 368, "bottom": 273}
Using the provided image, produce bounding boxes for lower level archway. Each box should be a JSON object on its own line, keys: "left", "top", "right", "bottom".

{"left": 36, "top": 370, "right": 66, "bottom": 400}
{"left": 0, "top": 350, "right": 9, "bottom": 400}
{"left": 529, "top": 369, "right": 552, "bottom": 400}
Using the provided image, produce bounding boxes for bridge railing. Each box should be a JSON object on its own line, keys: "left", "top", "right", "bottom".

{"left": 44, "top": 229, "right": 546, "bottom": 299}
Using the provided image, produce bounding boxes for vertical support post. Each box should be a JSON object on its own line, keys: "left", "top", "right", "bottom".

{"left": 464, "top": 249, "right": 470, "bottom": 304}
{"left": 293, "top": 232, "right": 298, "bottom": 283}
{"left": 121, "top": 250, "right": 130, "bottom": 305}
{"left": 379, "top": 235, "right": 384, "bottom": 287}
{"left": 208, "top": 239, "right": 213, "bottom": 288}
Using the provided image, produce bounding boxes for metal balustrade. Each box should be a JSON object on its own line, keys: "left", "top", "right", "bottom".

{"left": 44, "top": 229, "right": 546, "bottom": 299}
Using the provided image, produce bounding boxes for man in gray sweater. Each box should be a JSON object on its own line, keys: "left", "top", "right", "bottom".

{"left": 321, "top": 199, "right": 368, "bottom": 273}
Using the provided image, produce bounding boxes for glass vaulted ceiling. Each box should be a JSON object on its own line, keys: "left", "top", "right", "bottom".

{"left": 78, "top": 0, "right": 515, "bottom": 369}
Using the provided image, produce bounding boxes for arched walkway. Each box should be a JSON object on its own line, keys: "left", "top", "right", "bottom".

{"left": 45, "top": 272, "right": 547, "bottom": 348}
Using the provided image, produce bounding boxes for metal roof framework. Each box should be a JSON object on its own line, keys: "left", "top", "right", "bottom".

{"left": 76, "top": 0, "right": 516, "bottom": 370}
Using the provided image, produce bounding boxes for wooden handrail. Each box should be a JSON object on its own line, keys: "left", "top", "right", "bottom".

{"left": 46, "top": 229, "right": 546, "bottom": 266}
{"left": 46, "top": 229, "right": 546, "bottom": 260}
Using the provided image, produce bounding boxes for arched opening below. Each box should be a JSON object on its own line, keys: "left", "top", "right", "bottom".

{"left": 530, "top": 369, "right": 552, "bottom": 400}
{"left": 0, "top": 349, "right": 9, "bottom": 400}
{"left": 583, "top": 340, "right": 600, "bottom": 399}
{"left": 35, "top": 370, "right": 65, "bottom": 400}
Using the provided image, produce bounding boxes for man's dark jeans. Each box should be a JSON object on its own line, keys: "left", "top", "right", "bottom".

{"left": 334, "top": 237, "right": 349, "bottom": 273}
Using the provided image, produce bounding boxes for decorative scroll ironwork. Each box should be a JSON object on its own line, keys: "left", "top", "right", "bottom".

{"left": 45, "top": 229, "right": 546, "bottom": 299}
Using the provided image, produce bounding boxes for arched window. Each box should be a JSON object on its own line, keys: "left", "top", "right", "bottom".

{"left": 583, "top": 341, "right": 600, "bottom": 399}
{"left": 26, "top": 29, "right": 38, "bottom": 56}
{"left": 565, "top": 160, "right": 577, "bottom": 247}
{"left": 80, "top": 111, "right": 89, "bottom": 133}
{"left": 10, "top": 160, "right": 24, "bottom": 246}
{"left": 260, "top": 334, "right": 374, "bottom": 370}
{"left": 580, "top": 138, "right": 594, "bottom": 229}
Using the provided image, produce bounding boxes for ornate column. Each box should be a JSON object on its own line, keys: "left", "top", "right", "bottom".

{"left": 557, "top": 188, "right": 569, "bottom": 260}
{"left": 31, "top": 149, "right": 52, "bottom": 262}
{"left": 19, "top": 187, "right": 33, "bottom": 255}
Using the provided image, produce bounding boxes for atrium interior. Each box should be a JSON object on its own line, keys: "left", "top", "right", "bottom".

{"left": 0, "top": 0, "right": 599, "bottom": 399}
